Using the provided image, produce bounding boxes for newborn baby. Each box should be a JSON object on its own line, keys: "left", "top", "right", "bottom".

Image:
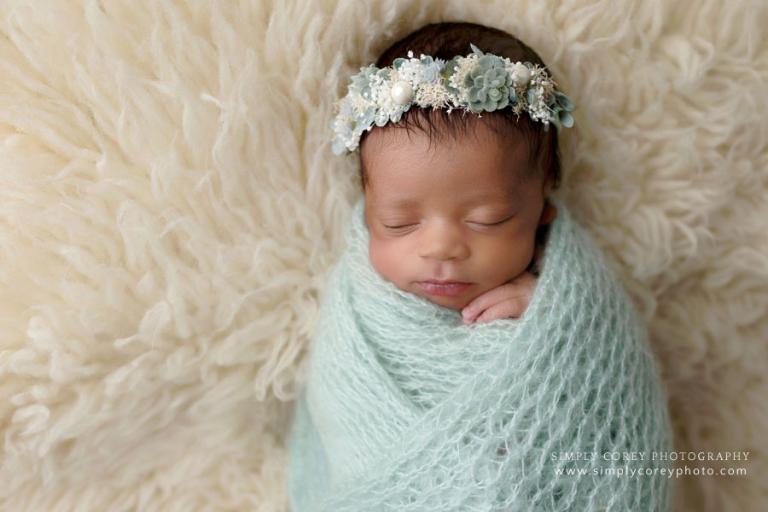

{"left": 359, "top": 113, "right": 558, "bottom": 325}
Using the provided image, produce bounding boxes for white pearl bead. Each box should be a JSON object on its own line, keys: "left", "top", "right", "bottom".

{"left": 390, "top": 81, "right": 413, "bottom": 105}
{"left": 512, "top": 63, "right": 531, "bottom": 86}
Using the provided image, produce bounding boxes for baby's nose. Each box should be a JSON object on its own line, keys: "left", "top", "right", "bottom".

{"left": 417, "top": 224, "right": 469, "bottom": 261}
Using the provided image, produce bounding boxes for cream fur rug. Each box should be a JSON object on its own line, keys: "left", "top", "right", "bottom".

{"left": 1, "top": 1, "right": 766, "bottom": 511}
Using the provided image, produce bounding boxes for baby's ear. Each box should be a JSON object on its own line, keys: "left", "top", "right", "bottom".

{"left": 538, "top": 201, "right": 557, "bottom": 226}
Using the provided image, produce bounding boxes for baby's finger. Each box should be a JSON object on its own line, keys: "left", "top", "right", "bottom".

{"left": 462, "top": 286, "right": 507, "bottom": 319}
{"left": 475, "top": 296, "right": 527, "bottom": 323}
{"left": 462, "top": 283, "right": 524, "bottom": 321}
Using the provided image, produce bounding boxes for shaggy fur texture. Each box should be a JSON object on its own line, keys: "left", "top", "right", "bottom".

{"left": 0, "top": 1, "right": 765, "bottom": 511}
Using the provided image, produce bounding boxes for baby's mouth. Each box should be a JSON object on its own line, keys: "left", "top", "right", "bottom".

{"left": 416, "top": 281, "right": 473, "bottom": 297}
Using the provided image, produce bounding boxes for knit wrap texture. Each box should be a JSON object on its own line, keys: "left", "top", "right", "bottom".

{"left": 287, "top": 196, "right": 674, "bottom": 512}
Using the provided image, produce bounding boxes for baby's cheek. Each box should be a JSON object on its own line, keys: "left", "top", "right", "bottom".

{"left": 368, "top": 238, "right": 402, "bottom": 285}
{"left": 480, "top": 237, "right": 535, "bottom": 284}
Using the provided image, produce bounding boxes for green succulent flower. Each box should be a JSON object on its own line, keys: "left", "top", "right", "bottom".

{"left": 549, "top": 91, "right": 575, "bottom": 129}
{"left": 440, "top": 58, "right": 461, "bottom": 96}
{"left": 464, "top": 56, "right": 513, "bottom": 113}
{"left": 509, "top": 87, "right": 518, "bottom": 105}
{"left": 350, "top": 66, "right": 389, "bottom": 100}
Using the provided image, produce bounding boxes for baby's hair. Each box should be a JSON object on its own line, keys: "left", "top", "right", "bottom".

{"left": 358, "top": 22, "right": 563, "bottom": 192}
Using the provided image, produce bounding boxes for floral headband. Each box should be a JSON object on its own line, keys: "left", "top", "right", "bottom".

{"left": 330, "top": 43, "right": 575, "bottom": 155}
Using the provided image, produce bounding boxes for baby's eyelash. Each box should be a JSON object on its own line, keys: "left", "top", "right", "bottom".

{"left": 383, "top": 217, "right": 512, "bottom": 230}
{"left": 481, "top": 217, "right": 510, "bottom": 226}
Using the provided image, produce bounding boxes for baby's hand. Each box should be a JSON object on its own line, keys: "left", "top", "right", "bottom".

{"left": 461, "top": 272, "right": 537, "bottom": 324}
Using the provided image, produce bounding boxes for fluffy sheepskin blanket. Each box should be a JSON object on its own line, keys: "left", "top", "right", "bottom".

{"left": 0, "top": 1, "right": 766, "bottom": 511}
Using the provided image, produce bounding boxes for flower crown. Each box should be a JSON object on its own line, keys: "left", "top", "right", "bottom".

{"left": 331, "top": 43, "right": 575, "bottom": 155}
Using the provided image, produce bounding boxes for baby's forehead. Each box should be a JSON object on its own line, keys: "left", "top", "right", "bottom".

{"left": 366, "top": 121, "right": 526, "bottom": 149}
{"left": 368, "top": 152, "right": 526, "bottom": 191}
{"left": 363, "top": 136, "right": 531, "bottom": 185}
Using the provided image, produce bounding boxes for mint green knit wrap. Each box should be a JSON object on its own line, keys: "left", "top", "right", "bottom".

{"left": 287, "top": 196, "right": 674, "bottom": 511}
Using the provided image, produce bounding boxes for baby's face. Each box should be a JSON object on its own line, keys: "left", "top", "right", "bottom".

{"left": 361, "top": 121, "right": 552, "bottom": 311}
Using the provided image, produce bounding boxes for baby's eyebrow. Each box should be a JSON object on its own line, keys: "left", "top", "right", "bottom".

{"left": 371, "top": 182, "right": 527, "bottom": 212}
{"left": 378, "top": 191, "right": 520, "bottom": 209}
{"left": 460, "top": 190, "right": 522, "bottom": 207}
{"left": 462, "top": 191, "right": 520, "bottom": 205}
{"left": 386, "top": 198, "right": 419, "bottom": 208}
